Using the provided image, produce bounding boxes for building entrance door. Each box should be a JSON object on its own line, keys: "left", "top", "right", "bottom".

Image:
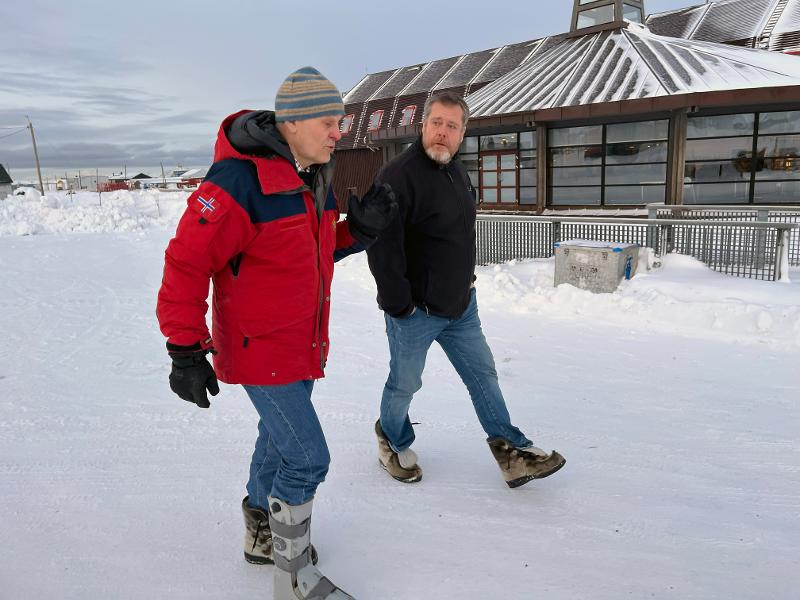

{"left": 480, "top": 151, "right": 517, "bottom": 204}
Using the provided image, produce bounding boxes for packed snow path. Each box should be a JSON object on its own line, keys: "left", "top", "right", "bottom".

{"left": 0, "top": 192, "right": 797, "bottom": 599}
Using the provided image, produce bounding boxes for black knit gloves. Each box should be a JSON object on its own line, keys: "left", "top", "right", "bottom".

{"left": 347, "top": 183, "right": 398, "bottom": 239}
{"left": 167, "top": 342, "right": 219, "bottom": 409}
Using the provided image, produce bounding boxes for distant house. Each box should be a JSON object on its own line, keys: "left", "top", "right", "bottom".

{"left": 0, "top": 164, "right": 13, "bottom": 199}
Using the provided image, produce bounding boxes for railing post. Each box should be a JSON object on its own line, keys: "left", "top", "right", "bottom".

{"left": 755, "top": 209, "right": 768, "bottom": 270}
{"left": 553, "top": 220, "right": 562, "bottom": 245}
{"left": 776, "top": 227, "right": 791, "bottom": 282}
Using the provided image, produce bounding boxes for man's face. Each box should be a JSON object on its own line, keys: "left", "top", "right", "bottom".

{"left": 286, "top": 115, "right": 343, "bottom": 168}
{"left": 421, "top": 102, "right": 466, "bottom": 165}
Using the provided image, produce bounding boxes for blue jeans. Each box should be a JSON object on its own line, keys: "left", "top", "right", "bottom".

{"left": 379, "top": 288, "right": 532, "bottom": 452}
{"left": 243, "top": 380, "right": 330, "bottom": 508}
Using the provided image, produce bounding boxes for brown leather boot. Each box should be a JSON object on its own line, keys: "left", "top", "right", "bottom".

{"left": 242, "top": 497, "right": 318, "bottom": 565}
{"left": 487, "top": 438, "right": 565, "bottom": 488}
{"left": 375, "top": 420, "right": 422, "bottom": 483}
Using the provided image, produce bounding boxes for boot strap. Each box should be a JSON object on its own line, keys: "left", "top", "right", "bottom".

{"left": 269, "top": 516, "right": 310, "bottom": 539}
{"left": 306, "top": 576, "right": 338, "bottom": 599}
{"left": 273, "top": 546, "right": 311, "bottom": 573}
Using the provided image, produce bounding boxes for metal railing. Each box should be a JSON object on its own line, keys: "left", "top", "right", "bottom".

{"left": 649, "top": 205, "right": 800, "bottom": 267}
{"left": 475, "top": 214, "right": 798, "bottom": 281}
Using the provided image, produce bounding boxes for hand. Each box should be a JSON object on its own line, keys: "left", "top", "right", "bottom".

{"left": 348, "top": 183, "right": 398, "bottom": 237}
{"left": 168, "top": 347, "right": 219, "bottom": 408}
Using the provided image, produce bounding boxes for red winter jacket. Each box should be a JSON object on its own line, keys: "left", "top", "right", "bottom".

{"left": 156, "top": 111, "right": 362, "bottom": 385}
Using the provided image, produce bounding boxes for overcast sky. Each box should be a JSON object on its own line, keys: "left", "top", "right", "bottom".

{"left": 1, "top": 0, "right": 696, "bottom": 170}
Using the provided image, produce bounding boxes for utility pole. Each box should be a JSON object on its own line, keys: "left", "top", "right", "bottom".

{"left": 26, "top": 116, "right": 45, "bottom": 195}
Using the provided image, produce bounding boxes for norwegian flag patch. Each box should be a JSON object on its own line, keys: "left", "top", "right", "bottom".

{"left": 197, "top": 196, "right": 216, "bottom": 213}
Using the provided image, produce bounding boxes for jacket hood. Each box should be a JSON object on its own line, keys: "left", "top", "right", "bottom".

{"left": 213, "top": 110, "right": 304, "bottom": 195}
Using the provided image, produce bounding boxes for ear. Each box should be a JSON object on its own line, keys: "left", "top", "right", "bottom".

{"left": 278, "top": 120, "right": 299, "bottom": 136}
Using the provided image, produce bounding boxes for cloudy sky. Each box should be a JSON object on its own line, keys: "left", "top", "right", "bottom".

{"left": 1, "top": 0, "right": 694, "bottom": 170}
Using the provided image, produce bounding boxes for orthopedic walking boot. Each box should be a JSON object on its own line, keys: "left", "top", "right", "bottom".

{"left": 375, "top": 420, "right": 422, "bottom": 483}
{"left": 487, "top": 438, "right": 566, "bottom": 489}
{"left": 268, "top": 496, "right": 355, "bottom": 600}
{"left": 242, "top": 496, "right": 317, "bottom": 566}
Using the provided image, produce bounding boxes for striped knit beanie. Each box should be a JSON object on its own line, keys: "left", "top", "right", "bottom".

{"left": 274, "top": 66, "right": 344, "bottom": 123}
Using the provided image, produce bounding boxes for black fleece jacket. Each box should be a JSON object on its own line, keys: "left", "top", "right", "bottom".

{"left": 366, "top": 138, "right": 477, "bottom": 319}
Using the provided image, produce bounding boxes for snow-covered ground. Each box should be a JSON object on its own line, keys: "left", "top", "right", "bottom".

{"left": 0, "top": 191, "right": 798, "bottom": 599}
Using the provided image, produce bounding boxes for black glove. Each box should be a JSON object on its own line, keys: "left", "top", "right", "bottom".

{"left": 348, "top": 183, "right": 399, "bottom": 238}
{"left": 167, "top": 343, "right": 219, "bottom": 408}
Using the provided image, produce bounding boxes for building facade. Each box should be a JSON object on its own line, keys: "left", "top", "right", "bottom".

{"left": 333, "top": 0, "right": 800, "bottom": 212}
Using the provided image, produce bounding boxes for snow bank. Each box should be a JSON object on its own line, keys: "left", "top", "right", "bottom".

{"left": 0, "top": 189, "right": 188, "bottom": 236}
{"left": 3, "top": 189, "right": 798, "bottom": 348}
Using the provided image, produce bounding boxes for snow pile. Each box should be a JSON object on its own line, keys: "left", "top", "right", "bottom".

{"left": 2, "top": 188, "right": 798, "bottom": 349}
{"left": 470, "top": 254, "right": 800, "bottom": 348}
{"left": 0, "top": 189, "right": 188, "bottom": 236}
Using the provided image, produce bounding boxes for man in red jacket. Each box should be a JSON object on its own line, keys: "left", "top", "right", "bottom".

{"left": 157, "top": 66, "right": 395, "bottom": 600}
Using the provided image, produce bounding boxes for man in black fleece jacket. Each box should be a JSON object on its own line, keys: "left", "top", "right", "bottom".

{"left": 366, "top": 91, "right": 566, "bottom": 489}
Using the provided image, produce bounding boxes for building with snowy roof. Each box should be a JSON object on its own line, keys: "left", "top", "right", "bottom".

{"left": 333, "top": 0, "right": 800, "bottom": 211}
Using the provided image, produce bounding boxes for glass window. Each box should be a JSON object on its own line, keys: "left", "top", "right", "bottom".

{"left": 461, "top": 137, "right": 479, "bottom": 153}
{"left": 520, "top": 187, "right": 537, "bottom": 205}
{"left": 367, "top": 110, "right": 384, "bottom": 132}
{"left": 482, "top": 189, "right": 498, "bottom": 203}
{"left": 398, "top": 105, "right": 417, "bottom": 127}
{"left": 460, "top": 155, "right": 479, "bottom": 171}
{"left": 467, "top": 171, "right": 479, "bottom": 187}
{"left": 605, "top": 164, "right": 666, "bottom": 185}
{"left": 758, "top": 153, "right": 799, "bottom": 178}
{"left": 623, "top": 3, "right": 642, "bottom": 23}
{"left": 683, "top": 182, "right": 750, "bottom": 205}
{"left": 758, "top": 111, "right": 800, "bottom": 135}
{"left": 686, "top": 138, "right": 754, "bottom": 161}
{"left": 483, "top": 172, "right": 498, "bottom": 187}
{"left": 500, "top": 154, "right": 516, "bottom": 169}
{"left": 550, "top": 125, "right": 602, "bottom": 147}
{"left": 551, "top": 187, "right": 602, "bottom": 205}
{"left": 606, "top": 141, "right": 668, "bottom": 164}
{"left": 549, "top": 146, "right": 603, "bottom": 167}
{"left": 605, "top": 185, "right": 665, "bottom": 204}
{"left": 753, "top": 180, "right": 800, "bottom": 203}
{"left": 480, "top": 133, "right": 517, "bottom": 150}
{"left": 482, "top": 155, "right": 497, "bottom": 170}
{"left": 577, "top": 4, "right": 615, "bottom": 28}
{"left": 685, "top": 161, "right": 751, "bottom": 182}
{"left": 520, "top": 150, "right": 536, "bottom": 169}
{"left": 520, "top": 169, "right": 536, "bottom": 187}
{"left": 606, "top": 120, "right": 668, "bottom": 143}
{"left": 757, "top": 135, "right": 800, "bottom": 157}
{"left": 340, "top": 114, "right": 355, "bottom": 134}
{"left": 519, "top": 150, "right": 536, "bottom": 169}
{"left": 520, "top": 130, "right": 536, "bottom": 149}
{"left": 551, "top": 167, "right": 602, "bottom": 186}
{"left": 687, "top": 114, "right": 755, "bottom": 138}
{"left": 500, "top": 188, "right": 517, "bottom": 203}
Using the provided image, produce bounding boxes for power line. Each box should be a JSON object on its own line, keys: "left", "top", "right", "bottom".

{"left": 0, "top": 127, "right": 26, "bottom": 141}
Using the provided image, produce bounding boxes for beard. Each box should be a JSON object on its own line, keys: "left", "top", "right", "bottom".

{"left": 424, "top": 146, "right": 452, "bottom": 165}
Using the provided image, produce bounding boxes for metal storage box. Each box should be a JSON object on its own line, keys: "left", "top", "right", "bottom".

{"left": 554, "top": 240, "right": 639, "bottom": 293}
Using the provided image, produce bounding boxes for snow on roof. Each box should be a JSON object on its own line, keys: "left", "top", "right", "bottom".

{"left": 179, "top": 167, "right": 209, "bottom": 179}
{"left": 467, "top": 23, "right": 800, "bottom": 118}
{"left": 775, "top": 0, "right": 800, "bottom": 36}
